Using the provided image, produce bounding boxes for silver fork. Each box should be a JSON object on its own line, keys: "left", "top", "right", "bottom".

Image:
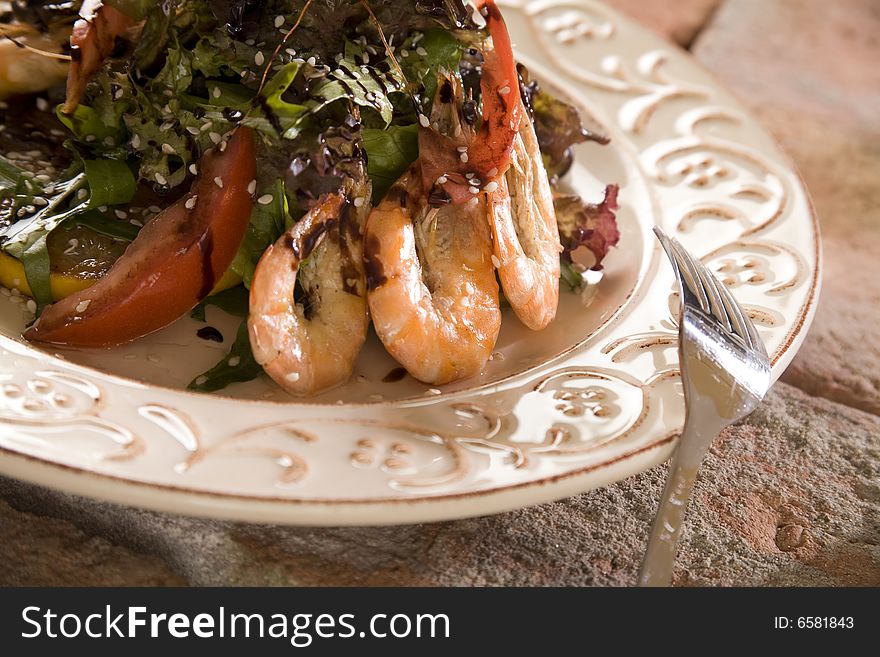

{"left": 638, "top": 227, "right": 772, "bottom": 586}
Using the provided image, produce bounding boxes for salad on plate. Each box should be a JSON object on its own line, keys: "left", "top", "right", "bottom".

{"left": 0, "top": 0, "right": 620, "bottom": 396}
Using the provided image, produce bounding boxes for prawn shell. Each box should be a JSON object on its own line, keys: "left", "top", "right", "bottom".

{"left": 365, "top": 167, "right": 501, "bottom": 385}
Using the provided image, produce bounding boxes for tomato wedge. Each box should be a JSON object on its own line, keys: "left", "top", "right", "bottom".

{"left": 26, "top": 127, "right": 257, "bottom": 347}
{"left": 418, "top": 0, "right": 522, "bottom": 205}
{"left": 63, "top": 0, "right": 135, "bottom": 114}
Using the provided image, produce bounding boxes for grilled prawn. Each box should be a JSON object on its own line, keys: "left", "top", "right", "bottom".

{"left": 247, "top": 174, "right": 372, "bottom": 396}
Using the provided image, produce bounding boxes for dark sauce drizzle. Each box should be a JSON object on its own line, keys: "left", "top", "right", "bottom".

{"left": 382, "top": 367, "right": 407, "bottom": 383}
{"left": 196, "top": 326, "right": 224, "bottom": 342}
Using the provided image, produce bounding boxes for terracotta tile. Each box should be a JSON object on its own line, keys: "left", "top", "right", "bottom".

{"left": 602, "top": 0, "right": 723, "bottom": 46}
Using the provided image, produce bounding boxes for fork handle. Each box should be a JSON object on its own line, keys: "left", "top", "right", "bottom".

{"left": 638, "top": 419, "right": 720, "bottom": 586}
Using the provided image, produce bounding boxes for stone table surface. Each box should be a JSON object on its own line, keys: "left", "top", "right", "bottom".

{"left": 1, "top": 0, "right": 878, "bottom": 586}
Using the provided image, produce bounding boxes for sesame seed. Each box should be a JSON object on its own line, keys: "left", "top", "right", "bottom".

{"left": 286, "top": 48, "right": 297, "bottom": 57}
{"left": 161, "top": 143, "right": 175, "bottom": 154}
{"left": 307, "top": 56, "right": 316, "bottom": 66}
{"left": 465, "top": 172, "right": 474, "bottom": 179}
{"left": 75, "top": 299, "right": 91, "bottom": 313}
{"left": 209, "top": 132, "right": 222, "bottom": 144}
{"left": 214, "top": 177, "right": 224, "bottom": 188}
{"left": 285, "top": 372, "right": 300, "bottom": 382}
{"left": 484, "top": 181, "right": 499, "bottom": 193}
{"left": 491, "top": 255, "right": 501, "bottom": 268}
{"left": 35, "top": 98, "right": 49, "bottom": 111}
{"left": 400, "top": 49, "right": 409, "bottom": 58}
{"left": 149, "top": 205, "right": 161, "bottom": 213}
{"left": 254, "top": 51, "right": 265, "bottom": 66}
{"left": 426, "top": 388, "right": 442, "bottom": 395}
{"left": 418, "top": 114, "right": 430, "bottom": 127}
{"left": 274, "top": 15, "right": 285, "bottom": 28}
{"left": 185, "top": 195, "right": 198, "bottom": 210}
{"left": 114, "top": 209, "right": 127, "bottom": 219}
{"left": 76, "top": 188, "right": 88, "bottom": 200}
{"left": 130, "top": 134, "right": 141, "bottom": 148}
{"left": 155, "top": 172, "right": 167, "bottom": 185}
{"left": 26, "top": 299, "right": 37, "bottom": 313}
{"left": 189, "top": 164, "right": 198, "bottom": 175}
{"left": 130, "top": 219, "right": 143, "bottom": 227}
{"left": 228, "top": 356, "right": 241, "bottom": 367}
{"left": 436, "top": 175, "right": 448, "bottom": 185}
{"left": 85, "top": 135, "right": 96, "bottom": 142}
{"left": 469, "top": 186, "right": 480, "bottom": 194}
{"left": 456, "top": 146, "right": 468, "bottom": 152}
{"left": 487, "top": 167, "right": 498, "bottom": 177}
{"left": 186, "top": 126, "right": 200, "bottom": 135}
{"left": 460, "top": 152, "right": 469, "bottom": 163}
{"left": 353, "top": 197, "right": 365, "bottom": 207}
{"left": 257, "top": 194, "right": 273, "bottom": 205}
{"left": 218, "top": 140, "right": 227, "bottom": 152}
{"left": 195, "top": 376, "right": 208, "bottom": 386}
{"left": 212, "top": 86, "right": 222, "bottom": 98}
{"left": 416, "top": 46, "right": 428, "bottom": 57}
{"left": 499, "top": 86, "right": 511, "bottom": 95}
{"left": 247, "top": 179, "right": 257, "bottom": 195}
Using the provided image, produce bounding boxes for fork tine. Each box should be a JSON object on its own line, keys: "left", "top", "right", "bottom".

{"left": 682, "top": 244, "right": 757, "bottom": 350}
{"left": 674, "top": 241, "right": 734, "bottom": 335}
{"left": 741, "top": 304, "right": 768, "bottom": 357}
{"left": 662, "top": 231, "right": 767, "bottom": 354}
{"left": 709, "top": 269, "right": 758, "bottom": 349}
{"left": 653, "top": 227, "right": 711, "bottom": 315}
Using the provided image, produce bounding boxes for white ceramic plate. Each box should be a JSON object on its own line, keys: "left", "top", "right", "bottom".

{"left": 0, "top": 0, "right": 819, "bottom": 525}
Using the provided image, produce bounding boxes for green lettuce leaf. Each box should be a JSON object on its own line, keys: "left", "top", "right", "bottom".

{"left": 0, "top": 158, "right": 136, "bottom": 310}
{"left": 187, "top": 320, "right": 262, "bottom": 392}
{"left": 73, "top": 210, "right": 141, "bottom": 242}
{"left": 362, "top": 124, "right": 418, "bottom": 201}
{"left": 229, "top": 179, "right": 289, "bottom": 287}
{"left": 400, "top": 29, "right": 465, "bottom": 113}
{"left": 190, "top": 285, "right": 250, "bottom": 322}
